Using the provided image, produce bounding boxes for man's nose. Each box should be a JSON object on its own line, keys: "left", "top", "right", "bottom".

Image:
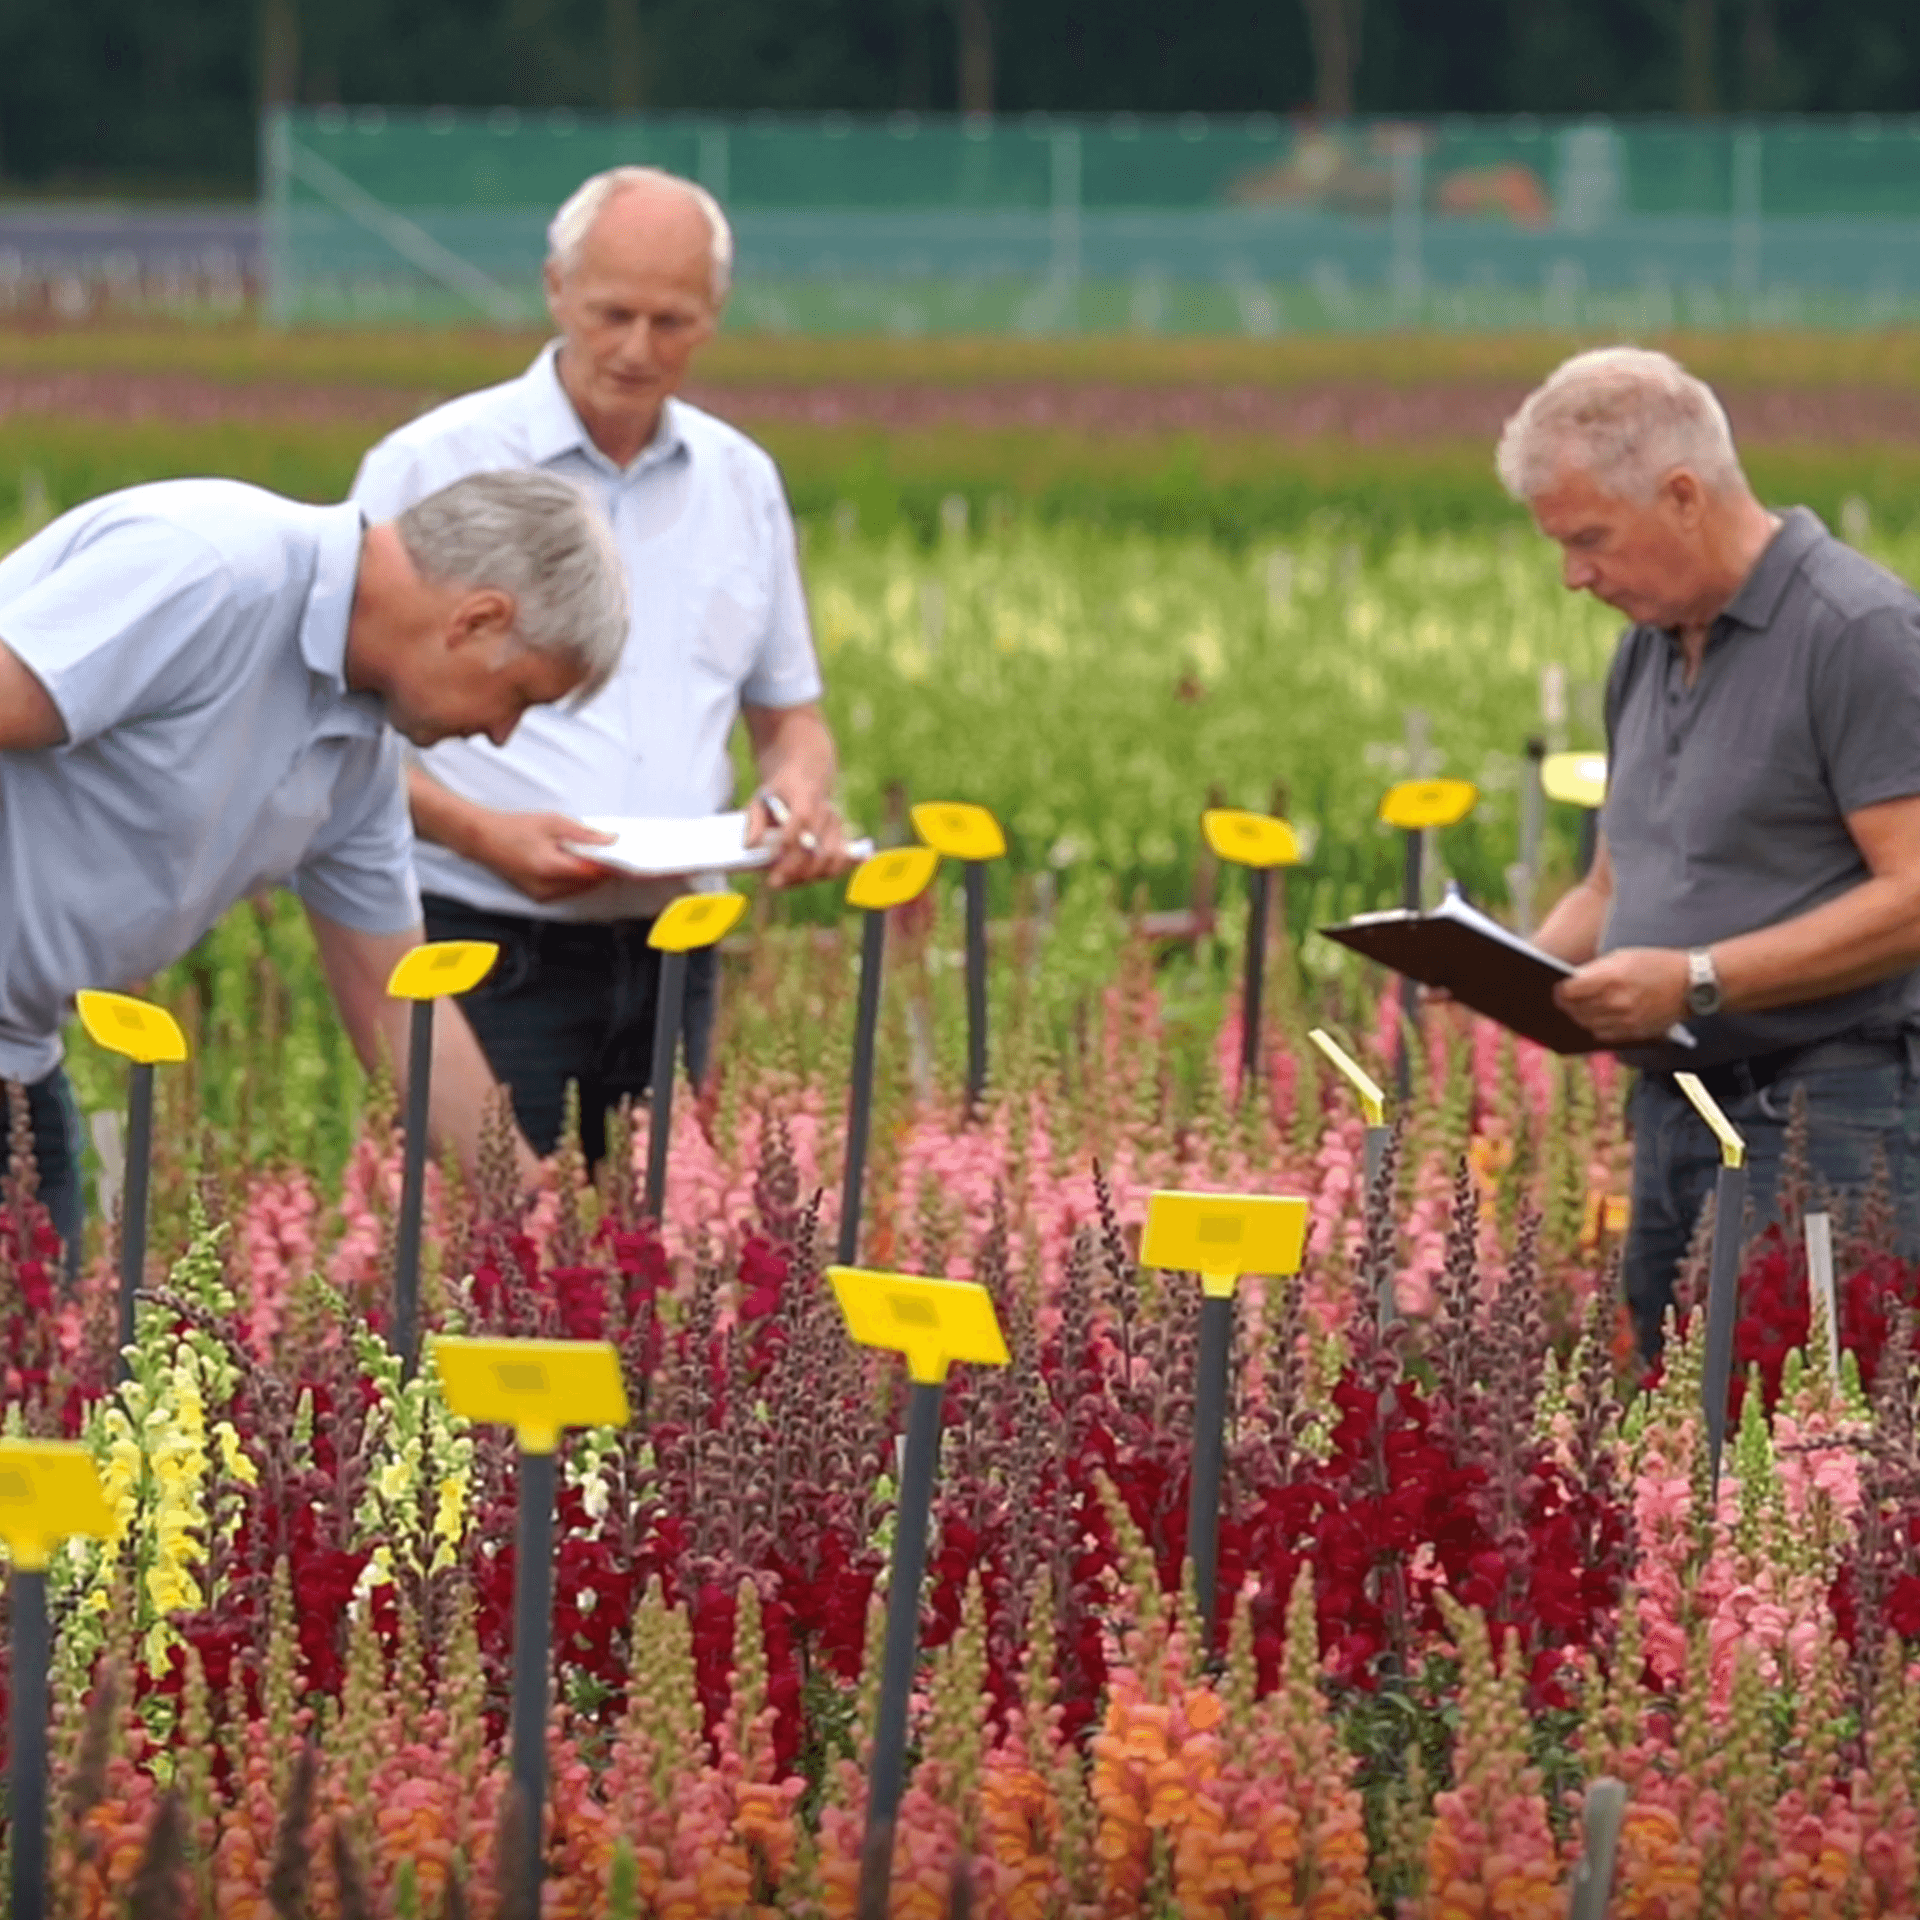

{"left": 1563, "top": 551, "right": 1596, "bottom": 592}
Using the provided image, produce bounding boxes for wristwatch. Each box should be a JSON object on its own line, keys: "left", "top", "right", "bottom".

{"left": 1685, "top": 948, "right": 1723, "bottom": 1017}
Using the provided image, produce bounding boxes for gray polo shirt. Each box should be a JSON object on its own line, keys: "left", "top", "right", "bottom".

{"left": 1601, "top": 506, "right": 1920, "bottom": 1071}
{"left": 0, "top": 480, "right": 418, "bottom": 1083}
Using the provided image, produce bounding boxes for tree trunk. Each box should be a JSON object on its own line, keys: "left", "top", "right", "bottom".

{"left": 1679, "top": 0, "right": 1717, "bottom": 112}
{"left": 1302, "top": 0, "right": 1364, "bottom": 118}
{"left": 1740, "top": 0, "right": 1778, "bottom": 108}
{"left": 259, "top": 0, "right": 299, "bottom": 107}
{"left": 958, "top": 0, "right": 994, "bottom": 115}
{"left": 606, "top": 0, "right": 646, "bottom": 109}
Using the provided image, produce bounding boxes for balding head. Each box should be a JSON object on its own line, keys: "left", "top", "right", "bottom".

{"left": 543, "top": 168, "right": 730, "bottom": 464}
{"left": 548, "top": 167, "right": 734, "bottom": 305}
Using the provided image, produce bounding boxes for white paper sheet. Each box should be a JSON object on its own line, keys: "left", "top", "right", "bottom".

{"left": 567, "top": 810, "right": 874, "bottom": 879}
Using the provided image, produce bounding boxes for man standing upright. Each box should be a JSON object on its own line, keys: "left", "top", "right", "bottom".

{"left": 352, "top": 166, "right": 849, "bottom": 1167}
{"left": 1509, "top": 348, "right": 1920, "bottom": 1358}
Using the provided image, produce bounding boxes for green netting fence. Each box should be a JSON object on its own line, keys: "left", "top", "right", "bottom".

{"left": 262, "top": 108, "right": 1920, "bottom": 331}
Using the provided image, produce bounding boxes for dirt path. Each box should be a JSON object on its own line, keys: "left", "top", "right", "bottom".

{"left": 9, "top": 367, "right": 1920, "bottom": 443}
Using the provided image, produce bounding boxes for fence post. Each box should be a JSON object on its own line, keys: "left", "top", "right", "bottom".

{"left": 1731, "top": 123, "right": 1763, "bottom": 307}
{"left": 260, "top": 107, "right": 294, "bottom": 329}
{"left": 1389, "top": 128, "right": 1424, "bottom": 318}
{"left": 1050, "top": 123, "right": 1083, "bottom": 323}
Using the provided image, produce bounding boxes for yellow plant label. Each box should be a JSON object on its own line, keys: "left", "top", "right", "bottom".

{"left": 911, "top": 801, "right": 1007, "bottom": 863}
{"left": 846, "top": 845, "right": 940, "bottom": 912}
{"left": 1673, "top": 1073, "right": 1747, "bottom": 1170}
{"left": 73, "top": 991, "right": 188, "bottom": 1067}
{"left": 0, "top": 1440, "right": 114, "bottom": 1572}
{"left": 386, "top": 941, "right": 500, "bottom": 1002}
{"left": 649, "top": 891, "right": 749, "bottom": 953}
{"left": 1378, "top": 778, "right": 1478, "bottom": 831}
{"left": 1140, "top": 1191, "right": 1311, "bottom": 1298}
{"left": 1307, "top": 1028, "right": 1386, "bottom": 1127}
{"left": 827, "top": 1266, "right": 1010, "bottom": 1385}
{"left": 1541, "top": 752, "right": 1607, "bottom": 811}
{"left": 1201, "top": 808, "right": 1301, "bottom": 869}
{"left": 431, "top": 1337, "right": 631, "bottom": 1454}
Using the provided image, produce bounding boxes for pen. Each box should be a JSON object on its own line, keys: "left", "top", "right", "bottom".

{"left": 757, "top": 788, "right": 791, "bottom": 830}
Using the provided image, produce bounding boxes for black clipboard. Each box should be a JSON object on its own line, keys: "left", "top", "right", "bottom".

{"left": 1318, "top": 890, "right": 1695, "bottom": 1057}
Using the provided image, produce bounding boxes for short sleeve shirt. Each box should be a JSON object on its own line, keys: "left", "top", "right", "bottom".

{"left": 351, "top": 345, "right": 824, "bottom": 921}
{"left": 1601, "top": 506, "right": 1920, "bottom": 1070}
{"left": 0, "top": 480, "right": 417, "bottom": 1082}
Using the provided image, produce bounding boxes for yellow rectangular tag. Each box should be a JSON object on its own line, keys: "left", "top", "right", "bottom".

{"left": 827, "top": 1266, "right": 1010, "bottom": 1385}
{"left": 1673, "top": 1072, "right": 1747, "bottom": 1170}
{"left": 1140, "top": 1192, "right": 1310, "bottom": 1293}
{"left": 846, "top": 846, "right": 940, "bottom": 912}
{"left": 910, "top": 801, "right": 1007, "bottom": 863}
{"left": 1307, "top": 1027, "right": 1387, "bottom": 1126}
{"left": 386, "top": 941, "right": 500, "bottom": 1001}
{"left": 649, "top": 891, "right": 748, "bottom": 953}
{"left": 1201, "top": 808, "right": 1300, "bottom": 869}
{"left": 74, "top": 991, "right": 188, "bottom": 1066}
{"left": 0, "top": 1440, "right": 114, "bottom": 1570}
{"left": 430, "top": 1337, "right": 631, "bottom": 1453}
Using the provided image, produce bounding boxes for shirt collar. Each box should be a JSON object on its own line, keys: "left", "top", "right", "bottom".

{"left": 1720, "top": 506, "right": 1826, "bottom": 631}
{"left": 525, "top": 342, "right": 690, "bottom": 474}
{"left": 300, "top": 503, "right": 384, "bottom": 732}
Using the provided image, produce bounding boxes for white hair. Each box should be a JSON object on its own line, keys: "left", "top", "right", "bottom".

{"left": 546, "top": 166, "right": 734, "bottom": 305}
{"left": 395, "top": 471, "right": 628, "bottom": 702}
{"left": 1496, "top": 347, "right": 1747, "bottom": 503}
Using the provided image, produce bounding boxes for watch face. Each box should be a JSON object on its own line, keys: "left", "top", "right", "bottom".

{"left": 1687, "top": 982, "right": 1720, "bottom": 1017}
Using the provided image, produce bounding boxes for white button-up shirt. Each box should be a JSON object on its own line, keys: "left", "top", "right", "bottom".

{"left": 0, "top": 481, "right": 416, "bottom": 1081}
{"left": 351, "top": 346, "right": 823, "bottom": 921}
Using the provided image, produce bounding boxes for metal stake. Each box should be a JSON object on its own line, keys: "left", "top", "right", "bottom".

{"left": 644, "top": 948, "right": 691, "bottom": 1221}
{"left": 507, "top": 1445, "right": 556, "bottom": 1920}
{"left": 963, "top": 860, "right": 989, "bottom": 1115}
{"left": 9, "top": 1566, "right": 48, "bottom": 1920}
{"left": 392, "top": 998, "right": 434, "bottom": 1379}
{"left": 857, "top": 1377, "right": 944, "bottom": 1919}
{"left": 839, "top": 909, "right": 888, "bottom": 1267}
{"left": 1239, "top": 865, "right": 1271, "bottom": 1104}
{"left": 115, "top": 1062, "right": 154, "bottom": 1372}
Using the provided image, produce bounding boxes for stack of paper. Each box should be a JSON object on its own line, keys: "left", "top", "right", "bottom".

{"left": 568, "top": 810, "right": 875, "bottom": 880}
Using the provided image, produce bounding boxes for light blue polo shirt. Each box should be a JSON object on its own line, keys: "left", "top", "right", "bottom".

{"left": 0, "top": 480, "right": 418, "bottom": 1081}
{"left": 351, "top": 345, "right": 823, "bottom": 920}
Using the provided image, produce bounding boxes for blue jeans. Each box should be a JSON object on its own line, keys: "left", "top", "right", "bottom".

{"left": 423, "top": 895, "right": 719, "bottom": 1169}
{"left": 1623, "top": 1052, "right": 1920, "bottom": 1360}
{"left": 7, "top": 1068, "right": 84, "bottom": 1284}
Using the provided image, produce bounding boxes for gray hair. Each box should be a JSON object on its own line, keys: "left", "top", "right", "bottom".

{"left": 395, "top": 471, "right": 628, "bottom": 702}
{"left": 1496, "top": 347, "right": 1747, "bottom": 503}
{"left": 546, "top": 166, "right": 734, "bottom": 305}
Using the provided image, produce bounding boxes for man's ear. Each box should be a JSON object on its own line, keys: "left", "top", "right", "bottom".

{"left": 1661, "top": 468, "right": 1705, "bottom": 524}
{"left": 447, "top": 588, "right": 517, "bottom": 653}
{"left": 543, "top": 258, "right": 567, "bottom": 324}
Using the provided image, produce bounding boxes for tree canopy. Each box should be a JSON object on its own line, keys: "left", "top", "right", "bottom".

{"left": 0, "top": 0, "right": 1915, "bottom": 195}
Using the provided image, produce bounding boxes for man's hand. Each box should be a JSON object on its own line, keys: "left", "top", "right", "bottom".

{"left": 742, "top": 699, "right": 855, "bottom": 890}
{"left": 744, "top": 784, "right": 854, "bottom": 888}
{"left": 470, "top": 810, "right": 618, "bottom": 904}
{"left": 1555, "top": 946, "right": 1688, "bottom": 1044}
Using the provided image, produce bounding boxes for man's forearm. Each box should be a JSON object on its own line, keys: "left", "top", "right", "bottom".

{"left": 408, "top": 765, "right": 490, "bottom": 862}
{"left": 1533, "top": 877, "right": 1610, "bottom": 967}
{"left": 750, "top": 704, "right": 837, "bottom": 797}
{"left": 1716, "top": 875, "right": 1920, "bottom": 1014}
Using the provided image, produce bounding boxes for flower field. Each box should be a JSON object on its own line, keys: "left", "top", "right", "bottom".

{"left": 9, "top": 900, "right": 1920, "bottom": 1920}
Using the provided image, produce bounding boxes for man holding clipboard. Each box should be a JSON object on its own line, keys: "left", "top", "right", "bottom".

{"left": 1501, "top": 349, "right": 1920, "bottom": 1359}
{"left": 353, "top": 166, "right": 854, "bottom": 1167}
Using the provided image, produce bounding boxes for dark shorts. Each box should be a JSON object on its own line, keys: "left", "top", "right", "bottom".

{"left": 423, "top": 894, "right": 719, "bottom": 1168}
{"left": 1622, "top": 1044, "right": 1920, "bottom": 1359}
{"left": 5, "top": 1068, "right": 84, "bottom": 1283}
